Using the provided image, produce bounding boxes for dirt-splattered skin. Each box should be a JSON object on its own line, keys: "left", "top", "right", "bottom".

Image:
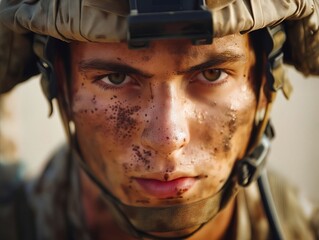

{"left": 69, "top": 35, "right": 261, "bottom": 238}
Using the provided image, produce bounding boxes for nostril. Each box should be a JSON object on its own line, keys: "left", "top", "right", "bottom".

{"left": 141, "top": 108, "right": 189, "bottom": 154}
{"left": 141, "top": 128, "right": 189, "bottom": 154}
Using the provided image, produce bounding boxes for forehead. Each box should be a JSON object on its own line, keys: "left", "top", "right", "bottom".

{"left": 70, "top": 34, "right": 252, "bottom": 68}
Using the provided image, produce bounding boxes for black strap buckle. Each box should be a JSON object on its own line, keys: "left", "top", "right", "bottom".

{"left": 236, "top": 135, "right": 271, "bottom": 187}
{"left": 127, "top": 0, "right": 213, "bottom": 48}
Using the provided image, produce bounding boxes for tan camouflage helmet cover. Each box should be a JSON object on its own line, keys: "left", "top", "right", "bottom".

{"left": 0, "top": 0, "right": 318, "bottom": 93}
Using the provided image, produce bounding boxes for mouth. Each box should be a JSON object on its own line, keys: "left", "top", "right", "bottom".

{"left": 134, "top": 177, "right": 196, "bottom": 199}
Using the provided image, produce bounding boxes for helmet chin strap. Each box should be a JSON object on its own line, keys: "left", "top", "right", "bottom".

{"left": 69, "top": 133, "right": 271, "bottom": 240}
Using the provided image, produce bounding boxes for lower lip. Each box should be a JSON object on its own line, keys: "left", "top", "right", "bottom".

{"left": 135, "top": 177, "right": 196, "bottom": 198}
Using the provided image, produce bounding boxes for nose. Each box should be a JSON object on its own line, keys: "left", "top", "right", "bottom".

{"left": 141, "top": 82, "right": 190, "bottom": 155}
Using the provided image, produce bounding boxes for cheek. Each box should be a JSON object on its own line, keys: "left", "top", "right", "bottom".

{"left": 72, "top": 90, "right": 143, "bottom": 142}
{"left": 193, "top": 84, "right": 256, "bottom": 167}
{"left": 195, "top": 107, "right": 254, "bottom": 156}
{"left": 215, "top": 86, "right": 256, "bottom": 158}
{"left": 190, "top": 87, "right": 256, "bottom": 196}
{"left": 71, "top": 88, "right": 145, "bottom": 176}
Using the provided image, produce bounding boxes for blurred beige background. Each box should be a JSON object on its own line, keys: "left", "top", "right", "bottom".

{"left": 1, "top": 66, "right": 318, "bottom": 200}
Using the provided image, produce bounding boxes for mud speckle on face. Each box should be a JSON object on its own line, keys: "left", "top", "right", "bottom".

{"left": 222, "top": 136, "right": 232, "bottom": 152}
{"left": 132, "top": 144, "right": 152, "bottom": 167}
{"left": 110, "top": 95, "right": 118, "bottom": 100}
{"left": 214, "top": 147, "right": 219, "bottom": 154}
{"left": 227, "top": 109, "right": 238, "bottom": 135}
{"left": 176, "top": 188, "right": 188, "bottom": 196}
{"left": 121, "top": 184, "right": 132, "bottom": 197}
{"left": 91, "top": 95, "right": 97, "bottom": 104}
{"left": 106, "top": 104, "right": 141, "bottom": 139}
{"left": 123, "top": 162, "right": 129, "bottom": 173}
{"left": 117, "top": 106, "right": 140, "bottom": 129}
{"left": 164, "top": 173, "right": 169, "bottom": 181}
{"left": 165, "top": 167, "right": 173, "bottom": 173}
{"left": 221, "top": 108, "right": 238, "bottom": 154}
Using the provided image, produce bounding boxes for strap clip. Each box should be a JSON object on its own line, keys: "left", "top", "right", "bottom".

{"left": 237, "top": 135, "right": 271, "bottom": 187}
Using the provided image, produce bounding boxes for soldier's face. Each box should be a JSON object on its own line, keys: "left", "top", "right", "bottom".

{"left": 69, "top": 34, "right": 257, "bottom": 206}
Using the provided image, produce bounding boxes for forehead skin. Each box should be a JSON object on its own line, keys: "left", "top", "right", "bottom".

{"left": 68, "top": 34, "right": 257, "bottom": 209}
{"left": 70, "top": 35, "right": 253, "bottom": 80}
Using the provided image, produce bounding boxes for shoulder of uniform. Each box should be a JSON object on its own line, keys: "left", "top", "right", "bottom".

{"left": 0, "top": 162, "right": 28, "bottom": 240}
{"left": 267, "top": 170, "right": 319, "bottom": 239}
{"left": 0, "top": 161, "right": 24, "bottom": 203}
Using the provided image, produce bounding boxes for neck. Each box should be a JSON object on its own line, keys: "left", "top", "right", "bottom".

{"left": 80, "top": 168, "right": 236, "bottom": 240}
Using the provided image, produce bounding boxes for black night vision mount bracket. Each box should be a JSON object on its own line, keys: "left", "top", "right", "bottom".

{"left": 127, "top": 0, "right": 213, "bottom": 48}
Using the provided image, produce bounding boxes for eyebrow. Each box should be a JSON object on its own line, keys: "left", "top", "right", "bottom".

{"left": 177, "top": 51, "right": 246, "bottom": 75}
{"left": 78, "top": 51, "right": 246, "bottom": 77}
{"left": 78, "top": 59, "right": 153, "bottom": 78}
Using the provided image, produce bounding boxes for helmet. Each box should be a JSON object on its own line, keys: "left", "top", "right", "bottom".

{"left": 0, "top": 0, "right": 318, "bottom": 239}
{"left": 0, "top": 0, "right": 318, "bottom": 94}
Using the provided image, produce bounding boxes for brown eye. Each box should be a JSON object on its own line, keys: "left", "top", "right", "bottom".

{"left": 202, "top": 69, "right": 222, "bottom": 82}
{"left": 107, "top": 73, "right": 127, "bottom": 85}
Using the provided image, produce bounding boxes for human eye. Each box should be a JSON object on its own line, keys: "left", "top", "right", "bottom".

{"left": 195, "top": 69, "right": 228, "bottom": 84}
{"left": 93, "top": 72, "right": 133, "bottom": 88}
